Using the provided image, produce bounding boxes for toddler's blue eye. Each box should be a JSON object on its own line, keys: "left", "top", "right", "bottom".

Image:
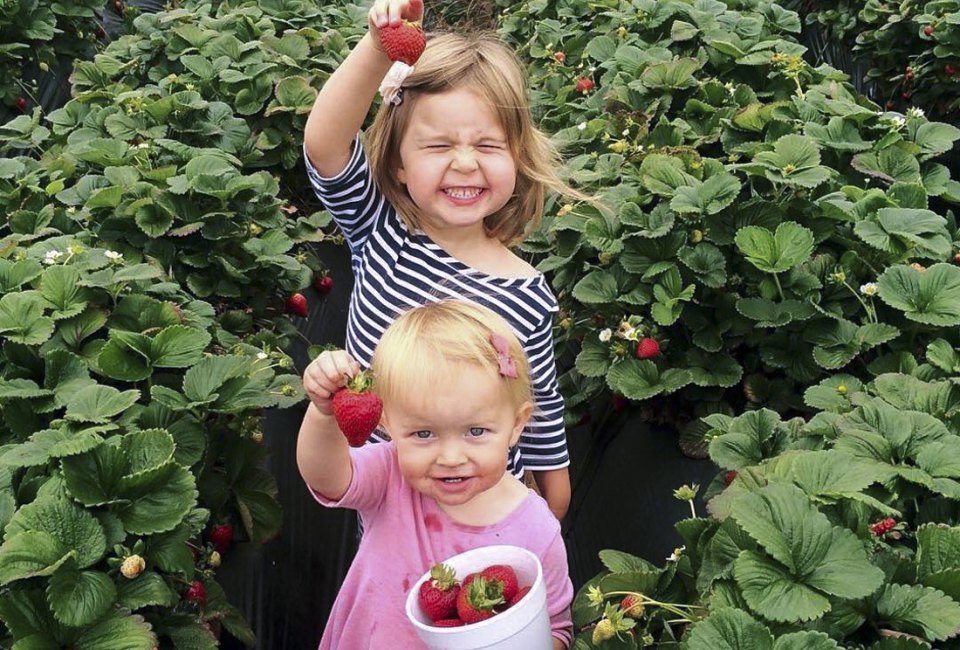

{"left": 468, "top": 427, "right": 486, "bottom": 437}
{"left": 414, "top": 430, "right": 432, "bottom": 439}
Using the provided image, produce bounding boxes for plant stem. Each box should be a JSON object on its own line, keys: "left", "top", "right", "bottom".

{"left": 772, "top": 272, "right": 785, "bottom": 301}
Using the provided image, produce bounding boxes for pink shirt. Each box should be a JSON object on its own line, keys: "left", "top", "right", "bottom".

{"left": 311, "top": 442, "right": 573, "bottom": 649}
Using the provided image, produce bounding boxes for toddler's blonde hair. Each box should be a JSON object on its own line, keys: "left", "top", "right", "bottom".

{"left": 371, "top": 300, "right": 532, "bottom": 413}
{"left": 366, "top": 32, "right": 586, "bottom": 247}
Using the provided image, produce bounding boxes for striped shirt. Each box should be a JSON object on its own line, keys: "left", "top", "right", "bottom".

{"left": 305, "top": 135, "right": 569, "bottom": 476}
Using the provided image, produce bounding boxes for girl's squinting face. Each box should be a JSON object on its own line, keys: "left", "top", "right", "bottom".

{"left": 385, "top": 364, "right": 530, "bottom": 512}
{"left": 396, "top": 88, "right": 517, "bottom": 237}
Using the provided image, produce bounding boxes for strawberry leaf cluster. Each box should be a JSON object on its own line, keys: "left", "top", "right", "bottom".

{"left": 497, "top": 0, "right": 960, "bottom": 432}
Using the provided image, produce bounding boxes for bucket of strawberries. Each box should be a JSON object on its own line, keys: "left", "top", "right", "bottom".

{"left": 404, "top": 545, "right": 553, "bottom": 650}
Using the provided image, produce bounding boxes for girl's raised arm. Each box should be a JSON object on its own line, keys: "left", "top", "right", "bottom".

{"left": 303, "top": 0, "right": 423, "bottom": 177}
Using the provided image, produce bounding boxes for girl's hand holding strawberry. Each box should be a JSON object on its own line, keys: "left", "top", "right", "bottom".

{"left": 302, "top": 350, "right": 361, "bottom": 416}
{"left": 367, "top": 0, "right": 424, "bottom": 53}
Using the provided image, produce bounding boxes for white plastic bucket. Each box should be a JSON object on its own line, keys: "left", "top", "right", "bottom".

{"left": 404, "top": 545, "right": 553, "bottom": 650}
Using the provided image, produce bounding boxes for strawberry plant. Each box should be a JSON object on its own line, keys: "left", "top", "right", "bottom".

{"left": 0, "top": 0, "right": 110, "bottom": 110}
{"left": 496, "top": 0, "right": 960, "bottom": 434}
{"left": 576, "top": 363, "right": 960, "bottom": 648}
{"left": 0, "top": 235, "right": 304, "bottom": 646}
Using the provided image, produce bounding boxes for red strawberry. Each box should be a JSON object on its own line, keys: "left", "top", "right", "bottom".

{"left": 209, "top": 523, "right": 233, "bottom": 554}
{"left": 553, "top": 51, "right": 566, "bottom": 64}
{"left": 924, "top": 25, "right": 934, "bottom": 36}
{"left": 313, "top": 274, "right": 334, "bottom": 295}
{"left": 379, "top": 21, "right": 426, "bottom": 65}
{"left": 285, "top": 292, "right": 308, "bottom": 317}
{"left": 611, "top": 393, "right": 627, "bottom": 411}
{"left": 723, "top": 470, "right": 737, "bottom": 486}
{"left": 15, "top": 97, "right": 26, "bottom": 112}
{"left": 184, "top": 580, "right": 206, "bottom": 606}
{"left": 456, "top": 577, "right": 504, "bottom": 624}
{"left": 461, "top": 572, "right": 478, "bottom": 588}
{"left": 433, "top": 618, "right": 464, "bottom": 627}
{"left": 506, "top": 585, "right": 530, "bottom": 608}
{"left": 621, "top": 593, "right": 645, "bottom": 619}
{"left": 418, "top": 563, "right": 461, "bottom": 622}
{"left": 575, "top": 77, "right": 594, "bottom": 93}
{"left": 636, "top": 337, "right": 660, "bottom": 359}
{"left": 901, "top": 91, "right": 912, "bottom": 100}
{"left": 946, "top": 64, "right": 957, "bottom": 77}
{"left": 953, "top": 253, "right": 960, "bottom": 265}
{"left": 332, "top": 371, "right": 383, "bottom": 447}
{"left": 479, "top": 564, "right": 518, "bottom": 603}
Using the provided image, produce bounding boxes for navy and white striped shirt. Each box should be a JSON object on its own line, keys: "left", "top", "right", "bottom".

{"left": 305, "top": 135, "right": 569, "bottom": 476}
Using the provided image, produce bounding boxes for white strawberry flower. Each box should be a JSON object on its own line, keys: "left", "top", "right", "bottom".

{"left": 666, "top": 546, "right": 686, "bottom": 562}
{"left": 104, "top": 250, "right": 123, "bottom": 261}
{"left": 43, "top": 250, "right": 63, "bottom": 265}
{"left": 598, "top": 328, "right": 612, "bottom": 343}
{"left": 577, "top": 122, "right": 587, "bottom": 131}
{"left": 860, "top": 282, "right": 878, "bottom": 296}
{"left": 907, "top": 106, "right": 925, "bottom": 119}
{"left": 257, "top": 352, "right": 269, "bottom": 360}
{"left": 617, "top": 319, "right": 638, "bottom": 341}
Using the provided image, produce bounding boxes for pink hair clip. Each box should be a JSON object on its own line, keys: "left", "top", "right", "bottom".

{"left": 490, "top": 333, "right": 518, "bottom": 379}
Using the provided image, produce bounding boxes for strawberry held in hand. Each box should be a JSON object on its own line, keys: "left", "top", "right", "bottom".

{"left": 418, "top": 563, "right": 460, "bottom": 622}
{"left": 379, "top": 20, "right": 426, "bottom": 65}
{"left": 332, "top": 370, "right": 383, "bottom": 447}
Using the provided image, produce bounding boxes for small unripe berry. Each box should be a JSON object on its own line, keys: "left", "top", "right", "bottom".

{"left": 120, "top": 554, "right": 146, "bottom": 579}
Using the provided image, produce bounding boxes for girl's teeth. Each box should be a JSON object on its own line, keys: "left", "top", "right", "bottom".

{"left": 442, "top": 478, "right": 464, "bottom": 483}
{"left": 445, "top": 188, "right": 481, "bottom": 199}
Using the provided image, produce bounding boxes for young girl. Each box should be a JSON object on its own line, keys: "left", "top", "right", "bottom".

{"left": 298, "top": 300, "right": 573, "bottom": 649}
{"left": 303, "top": 0, "right": 585, "bottom": 520}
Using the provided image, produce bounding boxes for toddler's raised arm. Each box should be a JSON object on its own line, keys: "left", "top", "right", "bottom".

{"left": 304, "top": 0, "right": 423, "bottom": 177}
{"left": 297, "top": 350, "right": 363, "bottom": 500}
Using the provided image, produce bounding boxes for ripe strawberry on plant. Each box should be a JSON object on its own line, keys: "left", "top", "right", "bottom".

{"left": 456, "top": 577, "right": 504, "bottom": 624}
{"left": 286, "top": 292, "right": 309, "bottom": 317}
{"left": 379, "top": 21, "right": 426, "bottom": 65}
{"left": 575, "top": 77, "right": 595, "bottom": 93}
{"left": 209, "top": 523, "right": 234, "bottom": 554}
{"left": 621, "top": 593, "right": 645, "bottom": 619}
{"left": 418, "top": 563, "right": 461, "bottom": 622}
{"left": 946, "top": 64, "right": 957, "bottom": 77}
{"left": 636, "top": 337, "right": 660, "bottom": 359}
{"left": 332, "top": 371, "right": 383, "bottom": 447}
{"left": 479, "top": 564, "right": 518, "bottom": 603}
{"left": 313, "top": 274, "right": 334, "bottom": 295}
{"left": 184, "top": 580, "right": 207, "bottom": 607}
{"left": 15, "top": 97, "right": 26, "bottom": 112}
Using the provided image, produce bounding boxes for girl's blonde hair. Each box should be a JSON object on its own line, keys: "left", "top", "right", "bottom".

{"left": 366, "top": 32, "right": 588, "bottom": 247}
{"left": 371, "top": 300, "right": 532, "bottom": 412}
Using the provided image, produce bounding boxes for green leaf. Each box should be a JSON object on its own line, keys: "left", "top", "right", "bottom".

{"left": 62, "top": 443, "right": 127, "bottom": 506}
{"left": 640, "top": 58, "right": 700, "bottom": 90}
{"left": 877, "top": 263, "right": 960, "bottom": 326}
{"left": 683, "top": 607, "right": 773, "bottom": 650}
{"left": 671, "top": 173, "right": 742, "bottom": 216}
{"left": 640, "top": 154, "right": 695, "bottom": 196}
{"left": 39, "top": 266, "right": 88, "bottom": 320}
{"left": 117, "top": 464, "right": 198, "bottom": 535}
{"left": 708, "top": 409, "right": 781, "bottom": 470}
{"left": 6, "top": 498, "right": 106, "bottom": 569}
{"left": 875, "top": 583, "right": 960, "bottom": 641}
{"left": 854, "top": 208, "right": 951, "bottom": 258}
{"left": 0, "top": 292, "right": 55, "bottom": 345}
{"left": 916, "top": 524, "right": 960, "bottom": 580}
{"left": 117, "top": 571, "right": 178, "bottom": 610}
{"left": 575, "top": 337, "right": 612, "bottom": 378}
{"left": 773, "top": 631, "right": 842, "bottom": 650}
{"left": 47, "top": 560, "right": 116, "bottom": 627}
{"left": 735, "top": 222, "right": 814, "bottom": 274}
{"left": 598, "top": 549, "right": 658, "bottom": 574}
{"left": 0, "top": 532, "right": 74, "bottom": 586}
{"left": 607, "top": 357, "right": 691, "bottom": 400}
{"left": 730, "top": 483, "right": 884, "bottom": 620}
{"left": 73, "top": 610, "right": 157, "bottom": 649}
{"left": 913, "top": 122, "right": 960, "bottom": 160}
{"left": 572, "top": 270, "right": 619, "bottom": 304}
{"left": 65, "top": 385, "right": 141, "bottom": 424}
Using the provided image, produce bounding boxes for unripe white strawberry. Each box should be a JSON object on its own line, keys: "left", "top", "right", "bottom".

{"left": 120, "top": 554, "right": 145, "bottom": 579}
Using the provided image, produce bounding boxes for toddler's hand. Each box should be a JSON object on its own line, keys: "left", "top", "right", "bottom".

{"left": 302, "top": 350, "right": 361, "bottom": 416}
{"left": 368, "top": 0, "right": 423, "bottom": 39}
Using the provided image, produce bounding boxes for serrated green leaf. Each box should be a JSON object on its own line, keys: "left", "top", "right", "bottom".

{"left": 683, "top": 607, "right": 773, "bottom": 650}
{"left": 735, "top": 222, "right": 813, "bottom": 274}
{"left": 0, "top": 532, "right": 74, "bottom": 586}
{"left": 877, "top": 263, "right": 960, "bottom": 326}
{"left": 875, "top": 583, "right": 960, "bottom": 641}
{"left": 64, "top": 385, "right": 141, "bottom": 424}
{"left": 6, "top": 498, "right": 106, "bottom": 569}
{"left": 47, "top": 560, "right": 115, "bottom": 627}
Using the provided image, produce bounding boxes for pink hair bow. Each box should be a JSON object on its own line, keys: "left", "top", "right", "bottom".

{"left": 490, "top": 333, "right": 518, "bottom": 379}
